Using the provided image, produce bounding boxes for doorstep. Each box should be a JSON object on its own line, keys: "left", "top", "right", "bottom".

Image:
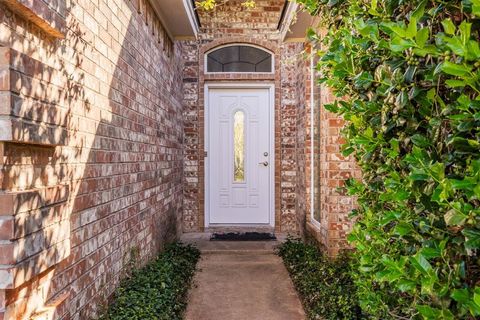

{"left": 179, "top": 232, "right": 288, "bottom": 254}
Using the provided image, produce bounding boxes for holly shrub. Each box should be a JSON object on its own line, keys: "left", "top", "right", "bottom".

{"left": 297, "top": 0, "right": 480, "bottom": 318}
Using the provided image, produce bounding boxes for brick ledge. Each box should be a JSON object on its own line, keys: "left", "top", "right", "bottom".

{"left": 0, "top": 0, "right": 65, "bottom": 39}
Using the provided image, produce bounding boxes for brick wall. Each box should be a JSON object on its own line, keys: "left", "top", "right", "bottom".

{"left": 182, "top": 0, "right": 308, "bottom": 233}
{"left": 181, "top": 40, "right": 200, "bottom": 232}
{"left": 313, "top": 86, "right": 360, "bottom": 255}
{"left": 0, "top": 0, "right": 184, "bottom": 319}
{"left": 280, "top": 42, "right": 305, "bottom": 232}
{"left": 291, "top": 44, "right": 308, "bottom": 239}
{"left": 296, "top": 44, "right": 360, "bottom": 256}
{"left": 288, "top": 42, "right": 360, "bottom": 255}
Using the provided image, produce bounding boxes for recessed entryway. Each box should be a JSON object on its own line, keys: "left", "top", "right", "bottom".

{"left": 205, "top": 84, "right": 275, "bottom": 227}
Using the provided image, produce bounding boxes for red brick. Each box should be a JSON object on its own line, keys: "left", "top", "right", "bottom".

{"left": 0, "top": 243, "right": 14, "bottom": 264}
{"left": 0, "top": 218, "right": 13, "bottom": 240}
{"left": 0, "top": 194, "right": 14, "bottom": 216}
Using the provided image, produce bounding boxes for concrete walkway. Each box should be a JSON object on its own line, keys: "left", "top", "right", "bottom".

{"left": 181, "top": 233, "right": 306, "bottom": 320}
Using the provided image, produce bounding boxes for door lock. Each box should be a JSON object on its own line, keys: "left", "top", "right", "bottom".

{"left": 259, "top": 161, "right": 269, "bottom": 167}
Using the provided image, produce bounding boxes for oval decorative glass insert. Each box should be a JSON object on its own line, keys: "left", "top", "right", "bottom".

{"left": 233, "top": 111, "right": 245, "bottom": 182}
{"left": 207, "top": 45, "right": 273, "bottom": 73}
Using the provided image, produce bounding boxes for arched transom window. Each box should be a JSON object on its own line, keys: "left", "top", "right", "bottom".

{"left": 206, "top": 45, "right": 273, "bottom": 73}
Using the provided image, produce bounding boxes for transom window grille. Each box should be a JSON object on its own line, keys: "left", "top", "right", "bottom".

{"left": 206, "top": 45, "right": 273, "bottom": 73}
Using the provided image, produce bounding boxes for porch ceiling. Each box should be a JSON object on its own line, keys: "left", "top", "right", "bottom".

{"left": 150, "top": 0, "right": 199, "bottom": 39}
{"left": 153, "top": 0, "right": 314, "bottom": 41}
{"left": 284, "top": 10, "right": 316, "bottom": 41}
{"left": 192, "top": 0, "right": 314, "bottom": 42}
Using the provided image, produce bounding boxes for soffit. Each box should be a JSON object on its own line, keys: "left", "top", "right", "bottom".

{"left": 150, "top": 0, "right": 199, "bottom": 39}
{"left": 283, "top": 6, "right": 316, "bottom": 41}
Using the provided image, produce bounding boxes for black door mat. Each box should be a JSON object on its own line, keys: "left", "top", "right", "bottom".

{"left": 210, "top": 232, "right": 277, "bottom": 241}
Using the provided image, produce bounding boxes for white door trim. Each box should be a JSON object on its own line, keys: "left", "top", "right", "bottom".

{"left": 204, "top": 83, "right": 275, "bottom": 228}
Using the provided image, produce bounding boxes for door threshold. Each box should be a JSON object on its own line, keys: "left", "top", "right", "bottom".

{"left": 206, "top": 225, "right": 275, "bottom": 234}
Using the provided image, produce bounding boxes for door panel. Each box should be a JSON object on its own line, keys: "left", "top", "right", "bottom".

{"left": 208, "top": 88, "right": 271, "bottom": 224}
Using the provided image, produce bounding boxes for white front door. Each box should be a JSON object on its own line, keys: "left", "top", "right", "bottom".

{"left": 207, "top": 87, "right": 273, "bottom": 225}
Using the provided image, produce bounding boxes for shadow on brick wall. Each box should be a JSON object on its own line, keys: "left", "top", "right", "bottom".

{"left": 0, "top": 0, "right": 184, "bottom": 318}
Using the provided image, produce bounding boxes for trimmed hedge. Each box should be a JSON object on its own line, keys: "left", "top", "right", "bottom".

{"left": 99, "top": 243, "right": 200, "bottom": 320}
{"left": 277, "top": 239, "right": 361, "bottom": 320}
{"left": 297, "top": 0, "right": 480, "bottom": 318}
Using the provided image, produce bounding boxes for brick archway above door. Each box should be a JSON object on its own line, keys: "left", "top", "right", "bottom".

{"left": 200, "top": 37, "right": 281, "bottom": 82}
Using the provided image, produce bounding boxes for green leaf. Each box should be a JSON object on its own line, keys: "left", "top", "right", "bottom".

{"left": 410, "top": 253, "right": 432, "bottom": 274}
{"left": 390, "top": 37, "right": 416, "bottom": 52}
{"left": 417, "top": 305, "right": 454, "bottom": 320}
{"left": 446, "top": 79, "right": 466, "bottom": 88}
{"left": 473, "top": 1, "right": 480, "bottom": 16}
{"left": 440, "top": 309, "right": 455, "bottom": 320}
{"left": 380, "top": 211, "right": 402, "bottom": 226}
{"left": 394, "top": 222, "right": 413, "bottom": 236}
{"left": 434, "top": 62, "right": 444, "bottom": 76}
{"left": 427, "top": 88, "right": 436, "bottom": 100}
{"left": 354, "top": 71, "right": 374, "bottom": 89}
{"left": 411, "top": 0, "right": 427, "bottom": 20}
{"left": 448, "top": 137, "right": 480, "bottom": 152}
{"left": 414, "top": 45, "right": 440, "bottom": 57}
{"left": 397, "top": 279, "right": 416, "bottom": 292}
{"left": 441, "top": 61, "right": 472, "bottom": 76}
{"left": 381, "top": 21, "right": 406, "bottom": 37}
{"left": 421, "top": 273, "right": 437, "bottom": 295}
{"left": 416, "top": 28, "right": 429, "bottom": 48}
{"left": 420, "top": 247, "right": 441, "bottom": 259}
{"left": 473, "top": 287, "right": 480, "bottom": 309}
{"left": 430, "top": 162, "right": 445, "bottom": 181}
{"left": 388, "top": 138, "right": 400, "bottom": 158}
{"left": 354, "top": 19, "right": 379, "bottom": 38}
{"left": 406, "top": 17, "right": 417, "bottom": 39}
{"left": 342, "top": 146, "right": 355, "bottom": 157}
{"left": 459, "top": 21, "right": 472, "bottom": 45}
{"left": 463, "top": 228, "right": 480, "bottom": 249}
{"left": 306, "top": 28, "right": 318, "bottom": 41}
{"left": 394, "top": 190, "right": 410, "bottom": 201}
{"left": 467, "top": 40, "right": 480, "bottom": 60}
{"left": 404, "top": 65, "right": 417, "bottom": 83}
{"left": 409, "top": 170, "right": 429, "bottom": 181}
{"left": 411, "top": 134, "right": 430, "bottom": 147}
{"left": 417, "top": 305, "right": 440, "bottom": 319}
{"left": 451, "top": 178, "right": 477, "bottom": 190}
{"left": 451, "top": 288, "right": 469, "bottom": 303}
{"left": 442, "top": 19, "right": 456, "bottom": 35}
{"left": 442, "top": 35, "right": 467, "bottom": 57}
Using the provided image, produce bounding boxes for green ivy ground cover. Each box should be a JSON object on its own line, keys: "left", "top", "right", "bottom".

{"left": 296, "top": 0, "right": 480, "bottom": 318}
{"left": 99, "top": 243, "right": 200, "bottom": 320}
{"left": 277, "top": 239, "right": 361, "bottom": 319}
